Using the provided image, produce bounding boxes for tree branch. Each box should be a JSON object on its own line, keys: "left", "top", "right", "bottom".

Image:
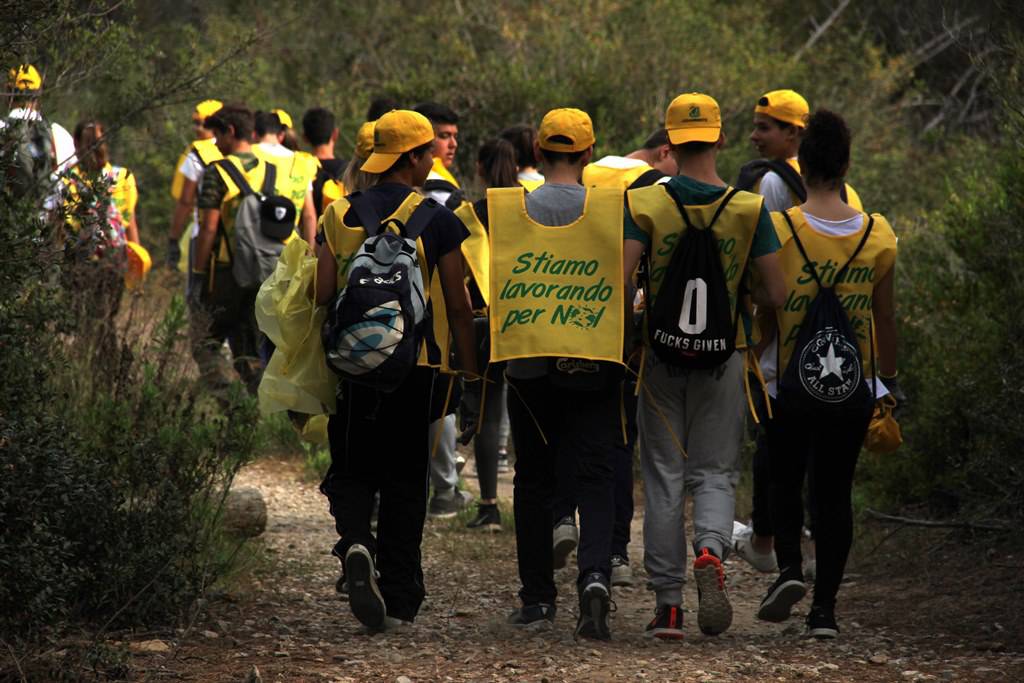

{"left": 792, "top": 0, "right": 852, "bottom": 63}
{"left": 864, "top": 508, "right": 1012, "bottom": 532}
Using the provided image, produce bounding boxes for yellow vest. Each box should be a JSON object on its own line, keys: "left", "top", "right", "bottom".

{"left": 252, "top": 146, "right": 319, "bottom": 225}
{"left": 319, "top": 192, "right": 445, "bottom": 368}
{"left": 212, "top": 155, "right": 295, "bottom": 265}
{"left": 487, "top": 187, "right": 625, "bottom": 364}
{"left": 321, "top": 178, "right": 346, "bottom": 213}
{"left": 626, "top": 183, "right": 765, "bottom": 349}
{"left": 430, "top": 158, "right": 460, "bottom": 188}
{"left": 170, "top": 138, "right": 221, "bottom": 199}
{"left": 453, "top": 201, "right": 490, "bottom": 308}
{"left": 774, "top": 207, "right": 897, "bottom": 377}
{"left": 755, "top": 158, "right": 864, "bottom": 212}
{"left": 519, "top": 177, "right": 544, "bottom": 192}
{"left": 582, "top": 159, "right": 654, "bottom": 191}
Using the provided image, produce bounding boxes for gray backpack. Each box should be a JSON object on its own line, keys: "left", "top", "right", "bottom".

{"left": 216, "top": 159, "right": 296, "bottom": 289}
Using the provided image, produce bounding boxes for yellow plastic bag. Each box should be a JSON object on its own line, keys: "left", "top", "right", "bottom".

{"left": 124, "top": 241, "right": 152, "bottom": 290}
{"left": 256, "top": 239, "right": 336, "bottom": 441}
{"left": 864, "top": 395, "right": 902, "bottom": 454}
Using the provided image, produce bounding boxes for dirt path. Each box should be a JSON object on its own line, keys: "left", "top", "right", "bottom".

{"left": 126, "top": 454, "right": 1024, "bottom": 682}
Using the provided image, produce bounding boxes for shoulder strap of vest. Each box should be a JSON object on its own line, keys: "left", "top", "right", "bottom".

{"left": 347, "top": 191, "right": 382, "bottom": 237}
{"left": 835, "top": 215, "right": 875, "bottom": 282}
{"left": 400, "top": 197, "right": 442, "bottom": 241}
{"left": 764, "top": 159, "right": 806, "bottom": 203}
{"left": 260, "top": 161, "right": 276, "bottom": 196}
{"left": 216, "top": 158, "right": 255, "bottom": 198}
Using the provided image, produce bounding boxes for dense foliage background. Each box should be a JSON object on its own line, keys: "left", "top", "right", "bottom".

{"left": 2, "top": 0, "right": 1023, "bottom": 644}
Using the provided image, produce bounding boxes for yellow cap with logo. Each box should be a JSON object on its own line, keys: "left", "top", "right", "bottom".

{"left": 194, "top": 99, "right": 223, "bottom": 121}
{"left": 538, "top": 108, "right": 595, "bottom": 152}
{"left": 355, "top": 121, "right": 376, "bottom": 161}
{"left": 8, "top": 64, "right": 42, "bottom": 91}
{"left": 665, "top": 93, "right": 721, "bottom": 145}
{"left": 755, "top": 89, "right": 809, "bottom": 128}
{"left": 361, "top": 110, "right": 435, "bottom": 174}
{"left": 271, "top": 108, "right": 293, "bottom": 129}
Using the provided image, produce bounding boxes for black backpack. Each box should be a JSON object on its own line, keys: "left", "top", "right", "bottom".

{"left": 736, "top": 158, "right": 849, "bottom": 204}
{"left": 422, "top": 177, "right": 465, "bottom": 210}
{"left": 777, "top": 211, "right": 875, "bottom": 418}
{"left": 322, "top": 193, "right": 440, "bottom": 393}
{"left": 644, "top": 187, "right": 740, "bottom": 370}
{"left": 1, "top": 115, "right": 55, "bottom": 198}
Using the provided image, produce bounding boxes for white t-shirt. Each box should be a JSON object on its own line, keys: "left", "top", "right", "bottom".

{"left": 758, "top": 159, "right": 799, "bottom": 212}
{"left": 177, "top": 150, "right": 207, "bottom": 236}
{"left": 424, "top": 169, "right": 453, "bottom": 205}
{"left": 4, "top": 107, "right": 77, "bottom": 172}
{"left": 760, "top": 210, "right": 888, "bottom": 398}
{"left": 518, "top": 169, "right": 544, "bottom": 183}
{"left": 256, "top": 141, "right": 294, "bottom": 161}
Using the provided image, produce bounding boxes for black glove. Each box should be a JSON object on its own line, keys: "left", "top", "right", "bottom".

{"left": 883, "top": 375, "right": 906, "bottom": 417}
{"left": 166, "top": 237, "right": 182, "bottom": 268}
{"left": 458, "top": 376, "right": 482, "bottom": 445}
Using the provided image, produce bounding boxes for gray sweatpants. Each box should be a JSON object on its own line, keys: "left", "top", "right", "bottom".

{"left": 640, "top": 350, "right": 745, "bottom": 607}
{"left": 430, "top": 414, "right": 459, "bottom": 496}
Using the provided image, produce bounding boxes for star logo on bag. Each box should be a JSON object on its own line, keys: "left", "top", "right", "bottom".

{"left": 817, "top": 343, "right": 845, "bottom": 380}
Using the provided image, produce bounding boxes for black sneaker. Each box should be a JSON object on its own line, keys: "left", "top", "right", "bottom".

{"left": 507, "top": 603, "right": 556, "bottom": 628}
{"left": 805, "top": 604, "right": 839, "bottom": 639}
{"left": 645, "top": 605, "right": 684, "bottom": 640}
{"left": 335, "top": 572, "right": 349, "bottom": 601}
{"left": 757, "top": 568, "right": 807, "bottom": 623}
{"left": 466, "top": 503, "right": 502, "bottom": 531}
{"left": 345, "top": 544, "right": 386, "bottom": 630}
{"left": 575, "top": 573, "right": 612, "bottom": 641}
{"left": 428, "top": 489, "right": 473, "bottom": 519}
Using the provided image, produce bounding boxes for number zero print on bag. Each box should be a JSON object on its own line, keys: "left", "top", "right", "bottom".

{"left": 678, "top": 278, "right": 708, "bottom": 335}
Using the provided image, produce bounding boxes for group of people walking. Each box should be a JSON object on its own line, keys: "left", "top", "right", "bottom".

{"left": 6, "top": 60, "right": 902, "bottom": 644}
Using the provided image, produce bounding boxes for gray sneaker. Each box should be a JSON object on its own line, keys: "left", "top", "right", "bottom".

{"left": 610, "top": 555, "right": 634, "bottom": 587}
{"left": 552, "top": 516, "right": 579, "bottom": 570}
{"left": 428, "top": 489, "right": 473, "bottom": 518}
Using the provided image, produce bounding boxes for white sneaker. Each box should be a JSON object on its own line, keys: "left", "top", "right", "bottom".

{"left": 610, "top": 555, "right": 634, "bottom": 587}
{"left": 731, "top": 521, "right": 777, "bottom": 573}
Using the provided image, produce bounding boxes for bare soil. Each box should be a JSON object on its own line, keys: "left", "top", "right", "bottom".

{"left": 114, "top": 454, "right": 1024, "bottom": 682}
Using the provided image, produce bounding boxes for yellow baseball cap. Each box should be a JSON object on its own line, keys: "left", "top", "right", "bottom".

{"left": 271, "top": 108, "right": 293, "bottom": 129}
{"left": 361, "top": 110, "right": 435, "bottom": 174}
{"left": 355, "top": 121, "right": 376, "bottom": 160}
{"left": 665, "top": 93, "right": 721, "bottom": 145}
{"left": 538, "top": 108, "right": 595, "bottom": 152}
{"left": 194, "top": 99, "right": 223, "bottom": 121}
{"left": 755, "top": 89, "right": 809, "bottom": 128}
{"left": 8, "top": 64, "right": 42, "bottom": 91}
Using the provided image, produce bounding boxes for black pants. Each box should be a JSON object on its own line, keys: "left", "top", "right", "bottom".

{"left": 766, "top": 399, "right": 870, "bottom": 609}
{"left": 320, "top": 367, "right": 434, "bottom": 622}
{"left": 188, "top": 269, "right": 261, "bottom": 395}
{"left": 508, "top": 376, "right": 618, "bottom": 606}
{"left": 553, "top": 380, "right": 637, "bottom": 560}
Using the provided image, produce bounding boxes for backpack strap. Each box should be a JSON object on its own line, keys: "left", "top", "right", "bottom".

{"left": 782, "top": 211, "right": 875, "bottom": 289}
{"left": 259, "top": 161, "right": 277, "bottom": 197}
{"left": 400, "top": 197, "right": 442, "bottom": 241}
{"left": 835, "top": 215, "right": 875, "bottom": 282}
{"left": 216, "top": 158, "right": 256, "bottom": 198}
{"left": 668, "top": 185, "right": 740, "bottom": 233}
{"left": 444, "top": 188, "right": 465, "bottom": 211}
{"left": 764, "top": 160, "right": 807, "bottom": 204}
{"left": 629, "top": 168, "right": 667, "bottom": 190}
{"left": 347, "top": 191, "right": 383, "bottom": 237}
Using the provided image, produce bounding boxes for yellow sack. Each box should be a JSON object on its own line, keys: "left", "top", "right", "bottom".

{"left": 256, "top": 239, "right": 336, "bottom": 436}
{"left": 864, "top": 395, "right": 902, "bottom": 454}
{"left": 124, "top": 241, "right": 151, "bottom": 290}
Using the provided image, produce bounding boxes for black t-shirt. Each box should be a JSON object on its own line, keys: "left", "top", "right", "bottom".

{"left": 341, "top": 182, "right": 470, "bottom": 278}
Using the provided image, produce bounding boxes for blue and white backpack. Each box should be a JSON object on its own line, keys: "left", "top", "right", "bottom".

{"left": 322, "top": 193, "right": 440, "bottom": 392}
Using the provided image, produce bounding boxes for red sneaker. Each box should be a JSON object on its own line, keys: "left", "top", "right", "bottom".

{"left": 693, "top": 548, "right": 732, "bottom": 635}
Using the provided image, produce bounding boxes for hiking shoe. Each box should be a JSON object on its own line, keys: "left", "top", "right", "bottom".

{"left": 428, "top": 489, "right": 473, "bottom": 519}
{"left": 574, "top": 573, "right": 612, "bottom": 641}
{"left": 610, "top": 555, "right": 634, "bottom": 587}
{"left": 757, "top": 569, "right": 807, "bottom": 622}
{"left": 455, "top": 453, "right": 467, "bottom": 475}
{"left": 497, "top": 454, "right": 511, "bottom": 473}
{"left": 507, "top": 603, "right": 557, "bottom": 628}
{"left": 345, "top": 544, "right": 386, "bottom": 630}
{"left": 466, "top": 503, "right": 502, "bottom": 531}
{"left": 732, "top": 520, "right": 777, "bottom": 573}
{"left": 552, "top": 516, "right": 579, "bottom": 570}
{"left": 693, "top": 548, "right": 732, "bottom": 635}
{"left": 645, "top": 605, "right": 684, "bottom": 640}
{"left": 805, "top": 604, "right": 839, "bottom": 639}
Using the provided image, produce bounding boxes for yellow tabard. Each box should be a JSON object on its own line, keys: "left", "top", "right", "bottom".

{"left": 212, "top": 155, "right": 296, "bottom": 265}
{"left": 430, "top": 158, "right": 460, "bottom": 188}
{"left": 518, "top": 177, "right": 544, "bottom": 192}
{"left": 453, "top": 201, "right": 490, "bottom": 307}
{"left": 170, "top": 138, "right": 221, "bottom": 199}
{"left": 626, "top": 183, "right": 764, "bottom": 349}
{"left": 773, "top": 207, "right": 897, "bottom": 375}
{"left": 319, "top": 192, "right": 446, "bottom": 369}
{"left": 582, "top": 160, "right": 654, "bottom": 191}
{"left": 252, "top": 146, "right": 319, "bottom": 225}
{"left": 487, "top": 187, "right": 625, "bottom": 364}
